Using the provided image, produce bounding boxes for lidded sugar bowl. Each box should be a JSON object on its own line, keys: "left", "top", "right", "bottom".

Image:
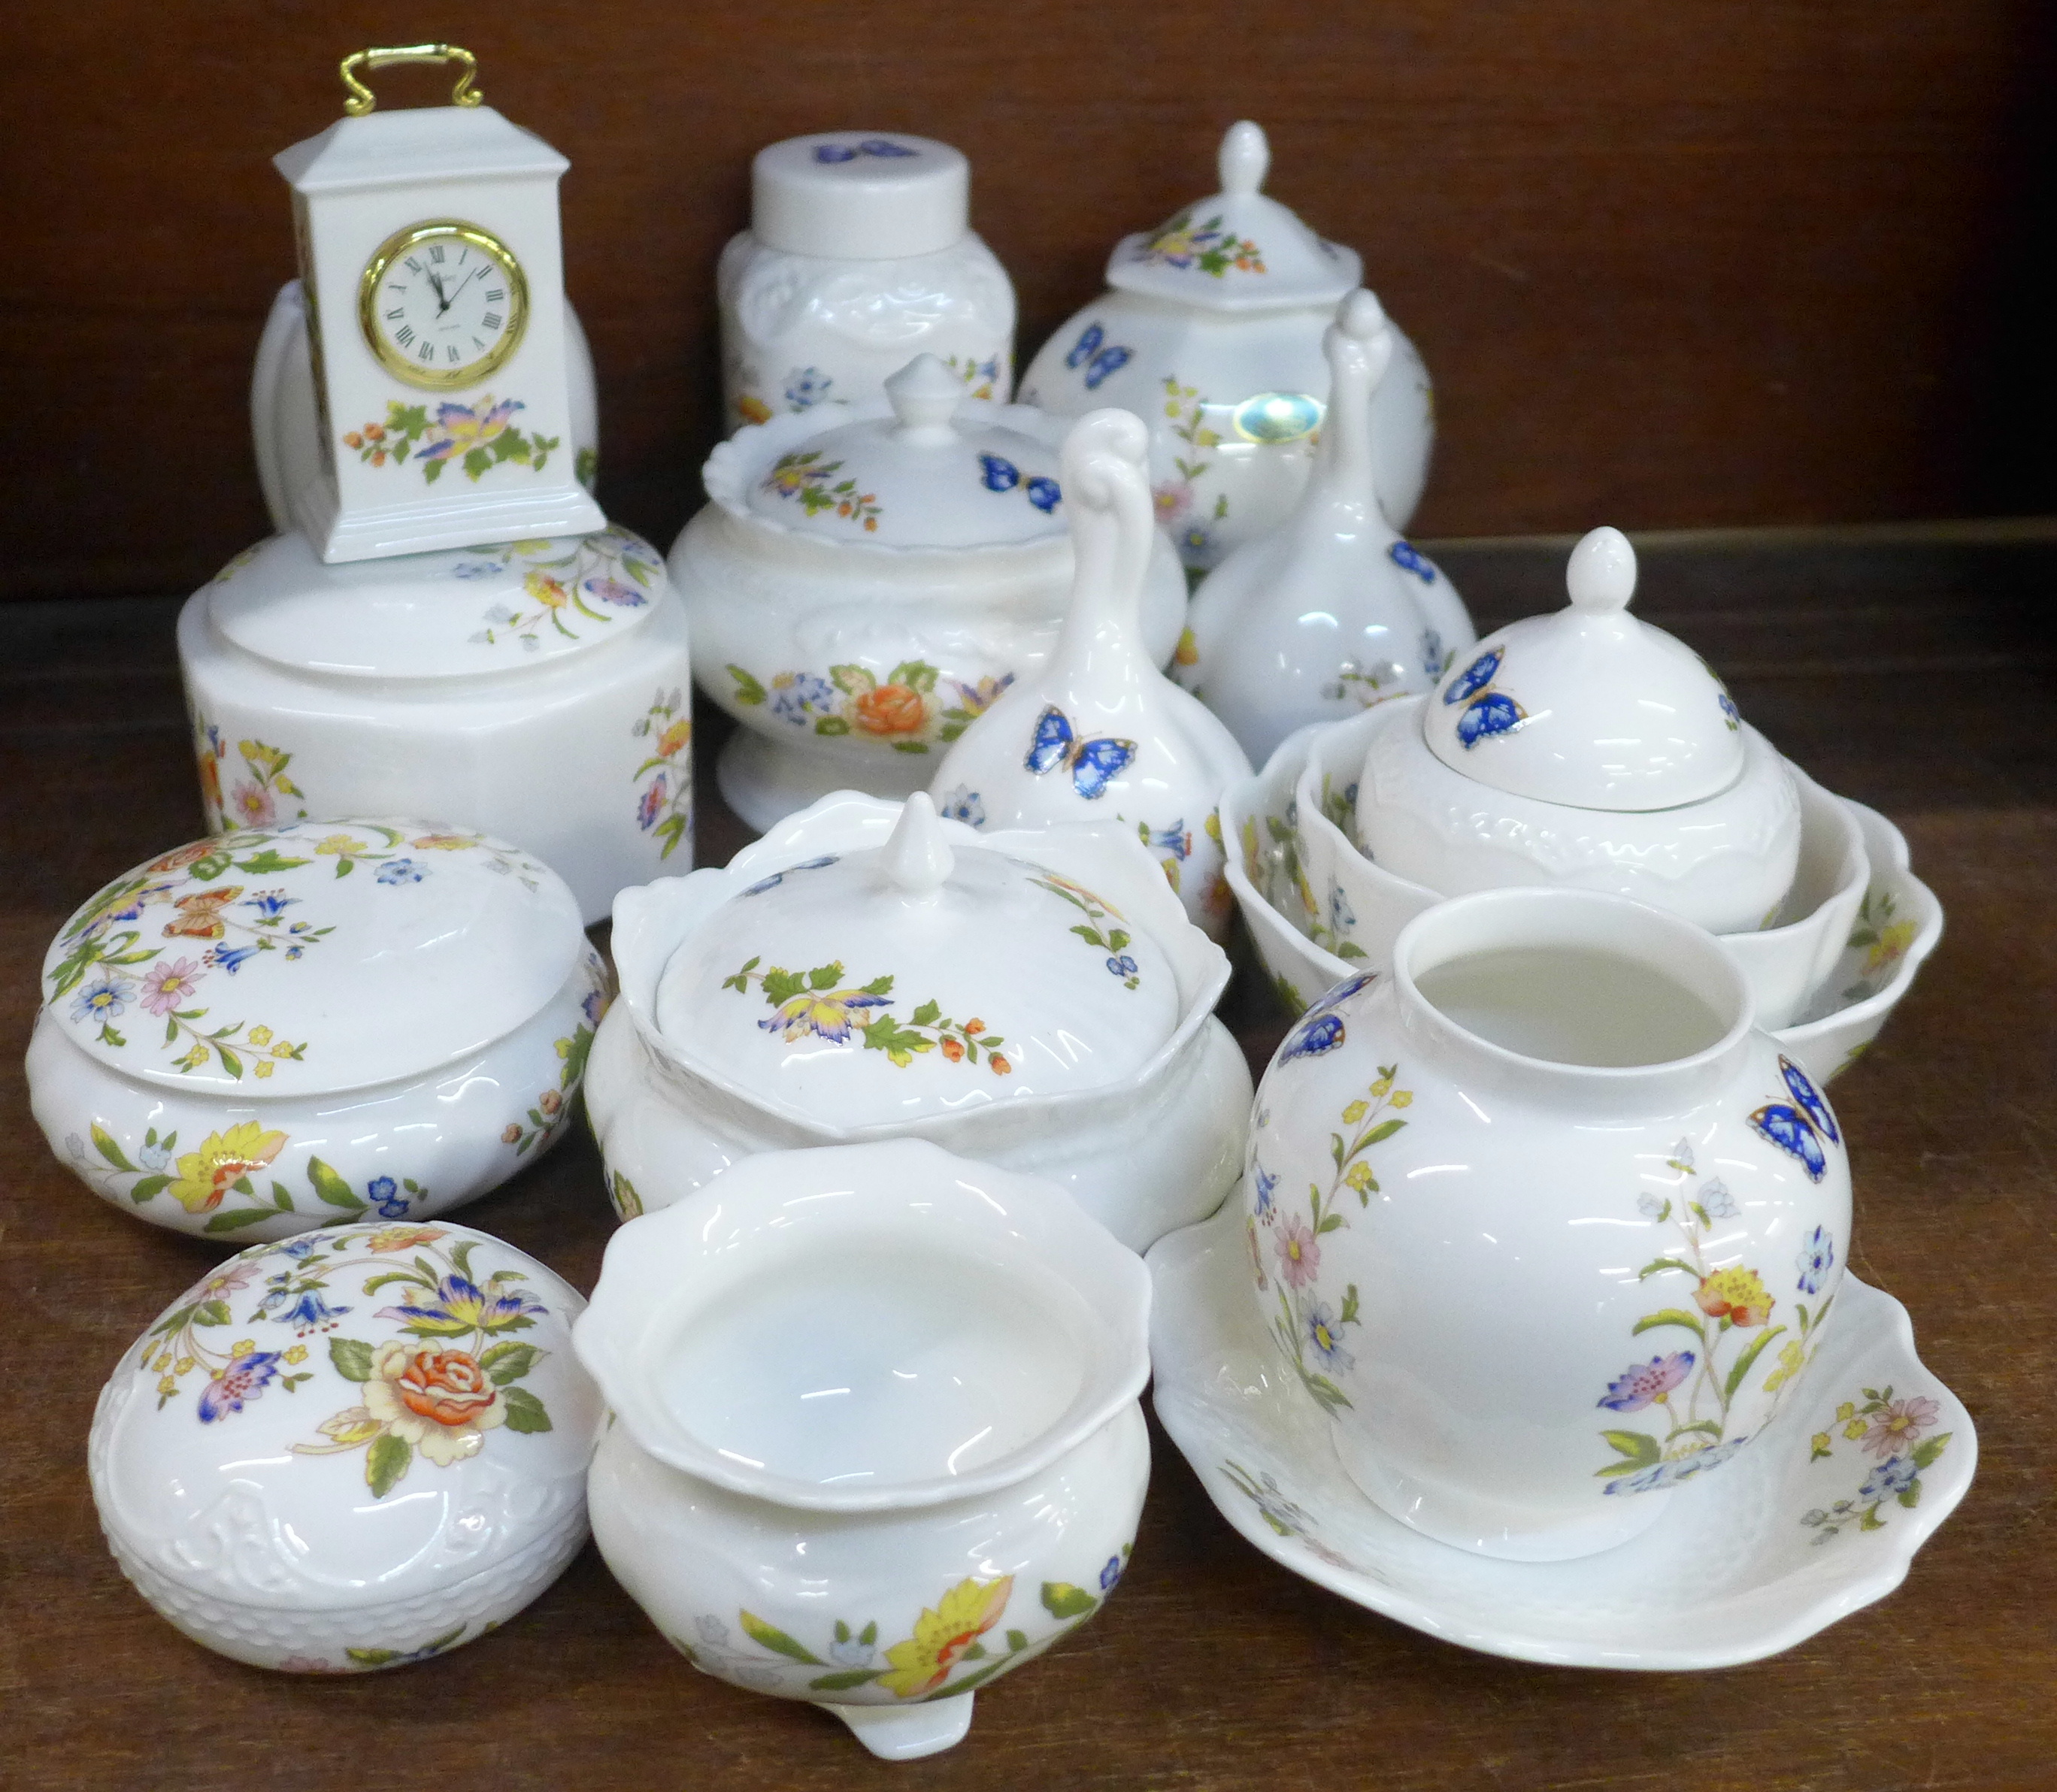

{"left": 1355, "top": 528, "right": 1803, "bottom": 934}
{"left": 719, "top": 131, "right": 1016, "bottom": 431}
{"left": 583, "top": 792, "right": 1251, "bottom": 1250}
{"left": 29, "top": 819, "right": 609, "bottom": 1240}
{"left": 178, "top": 525, "right": 694, "bottom": 923}
{"left": 89, "top": 1220, "right": 603, "bottom": 1671}
{"left": 1019, "top": 120, "right": 1434, "bottom": 570}
{"left": 670, "top": 355, "right": 1188, "bottom": 830}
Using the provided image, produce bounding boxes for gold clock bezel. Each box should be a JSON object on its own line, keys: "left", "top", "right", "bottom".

{"left": 357, "top": 218, "right": 530, "bottom": 390}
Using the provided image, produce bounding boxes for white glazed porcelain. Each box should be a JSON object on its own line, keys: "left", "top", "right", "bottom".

{"left": 720, "top": 132, "right": 1016, "bottom": 433}
{"left": 929, "top": 409, "right": 1253, "bottom": 939}
{"left": 1149, "top": 1197, "right": 1974, "bottom": 1666}
{"left": 251, "top": 280, "right": 601, "bottom": 537}
{"left": 1175, "top": 289, "right": 1476, "bottom": 768}
{"left": 1354, "top": 533, "right": 1804, "bottom": 934}
{"left": 1243, "top": 888, "right": 1852, "bottom": 1561}
{"left": 90, "top": 1220, "right": 603, "bottom": 1671}
{"left": 577, "top": 1140, "right": 1150, "bottom": 1760}
{"left": 28, "top": 820, "right": 608, "bottom": 1240}
{"left": 1019, "top": 122, "right": 1432, "bottom": 568}
{"left": 583, "top": 792, "right": 1251, "bottom": 1252}
{"left": 672, "top": 364, "right": 1187, "bottom": 830}
{"left": 178, "top": 527, "right": 693, "bottom": 924}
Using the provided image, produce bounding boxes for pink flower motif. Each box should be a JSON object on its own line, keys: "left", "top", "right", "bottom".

{"left": 1274, "top": 1213, "right": 1320, "bottom": 1288}
{"left": 1862, "top": 1395, "right": 1941, "bottom": 1458}
{"left": 140, "top": 956, "right": 203, "bottom": 1016}
{"left": 229, "top": 781, "right": 275, "bottom": 827}
{"left": 638, "top": 773, "right": 668, "bottom": 830}
{"left": 1152, "top": 481, "right": 1194, "bottom": 525}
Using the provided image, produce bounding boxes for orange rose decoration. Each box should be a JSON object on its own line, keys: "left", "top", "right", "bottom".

{"left": 391, "top": 1346, "right": 499, "bottom": 1428}
{"left": 853, "top": 683, "right": 926, "bottom": 737}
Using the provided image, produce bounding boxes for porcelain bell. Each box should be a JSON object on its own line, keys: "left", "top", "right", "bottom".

{"left": 719, "top": 132, "right": 1016, "bottom": 431}
{"left": 1019, "top": 121, "right": 1434, "bottom": 571}
{"left": 671, "top": 356, "right": 1187, "bottom": 831}
{"left": 1177, "top": 288, "right": 1477, "bottom": 767}
{"left": 583, "top": 792, "right": 1252, "bottom": 1252}
{"left": 1354, "top": 528, "right": 1804, "bottom": 934}
{"left": 90, "top": 1220, "right": 603, "bottom": 1671}
{"left": 29, "top": 819, "right": 608, "bottom": 1240}
{"left": 930, "top": 408, "right": 1253, "bottom": 938}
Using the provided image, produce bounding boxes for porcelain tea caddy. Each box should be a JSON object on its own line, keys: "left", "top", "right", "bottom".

{"left": 577, "top": 1140, "right": 1150, "bottom": 1760}
{"left": 1019, "top": 120, "right": 1433, "bottom": 571}
{"left": 930, "top": 408, "right": 1253, "bottom": 939}
{"left": 671, "top": 356, "right": 1186, "bottom": 831}
{"left": 90, "top": 1219, "right": 604, "bottom": 1672}
{"left": 1355, "top": 528, "right": 1804, "bottom": 936}
{"left": 719, "top": 131, "right": 1017, "bottom": 432}
{"left": 177, "top": 524, "right": 694, "bottom": 924}
{"left": 1239, "top": 887, "right": 1852, "bottom": 1562}
{"left": 583, "top": 791, "right": 1251, "bottom": 1252}
{"left": 1175, "top": 288, "right": 1477, "bottom": 767}
{"left": 29, "top": 819, "right": 608, "bottom": 1241}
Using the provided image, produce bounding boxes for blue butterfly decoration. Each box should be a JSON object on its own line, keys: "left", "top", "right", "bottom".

{"left": 1441, "top": 645, "right": 1527, "bottom": 748}
{"left": 1388, "top": 540, "right": 1437, "bottom": 584}
{"left": 1308, "top": 970, "right": 1376, "bottom": 1016}
{"left": 1062, "top": 323, "right": 1132, "bottom": 389}
{"left": 1280, "top": 1012, "right": 1345, "bottom": 1061}
{"left": 977, "top": 454, "right": 1061, "bottom": 512}
{"left": 813, "top": 140, "right": 917, "bottom": 162}
{"left": 1718, "top": 692, "right": 1741, "bottom": 731}
{"left": 1747, "top": 1055, "right": 1841, "bottom": 1182}
{"left": 1024, "top": 705, "right": 1137, "bottom": 800}
{"left": 741, "top": 854, "right": 840, "bottom": 897}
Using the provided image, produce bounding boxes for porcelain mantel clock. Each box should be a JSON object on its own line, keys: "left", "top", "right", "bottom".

{"left": 274, "top": 44, "right": 603, "bottom": 562}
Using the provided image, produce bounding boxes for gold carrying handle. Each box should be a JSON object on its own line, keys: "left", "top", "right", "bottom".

{"left": 338, "top": 44, "right": 483, "bottom": 117}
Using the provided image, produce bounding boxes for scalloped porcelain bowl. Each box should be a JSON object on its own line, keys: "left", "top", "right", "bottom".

{"left": 1225, "top": 727, "right": 1940, "bottom": 1087}
{"left": 1296, "top": 702, "right": 1869, "bottom": 1030}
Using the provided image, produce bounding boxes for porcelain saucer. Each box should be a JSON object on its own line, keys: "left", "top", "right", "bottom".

{"left": 1147, "top": 1197, "right": 1977, "bottom": 1669}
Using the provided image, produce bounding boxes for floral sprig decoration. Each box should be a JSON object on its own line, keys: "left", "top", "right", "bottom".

{"left": 1802, "top": 1384, "right": 1953, "bottom": 1542}
{"left": 759, "top": 450, "right": 881, "bottom": 530}
{"left": 501, "top": 956, "right": 609, "bottom": 1155}
{"left": 1133, "top": 211, "right": 1266, "bottom": 277}
{"left": 1028, "top": 873, "right": 1142, "bottom": 989}
{"left": 631, "top": 687, "right": 693, "bottom": 860}
{"left": 459, "top": 528, "right": 662, "bottom": 649}
{"left": 344, "top": 397, "right": 559, "bottom": 486}
{"left": 722, "top": 958, "right": 1010, "bottom": 1073}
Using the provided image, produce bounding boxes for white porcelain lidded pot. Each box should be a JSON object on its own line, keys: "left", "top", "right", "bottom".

{"left": 719, "top": 132, "right": 1016, "bottom": 433}
{"left": 1176, "top": 288, "right": 1477, "bottom": 767}
{"left": 1244, "top": 888, "right": 1851, "bottom": 1561}
{"left": 1356, "top": 528, "right": 1803, "bottom": 934}
{"left": 577, "top": 1140, "right": 1150, "bottom": 1761}
{"left": 1019, "top": 120, "right": 1434, "bottom": 571}
{"left": 929, "top": 409, "right": 1253, "bottom": 940}
{"left": 672, "top": 355, "right": 1189, "bottom": 831}
{"left": 28, "top": 819, "right": 608, "bottom": 1241}
{"left": 178, "top": 526, "right": 694, "bottom": 925}
{"left": 583, "top": 792, "right": 1252, "bottom": 1252}
{"left": 90, "top": 1220, "right": 603, "bottom": 1671}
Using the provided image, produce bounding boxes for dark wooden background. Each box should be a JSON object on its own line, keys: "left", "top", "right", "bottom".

{"left": 5, "top": 2, "right": 2056, "bottom": 601}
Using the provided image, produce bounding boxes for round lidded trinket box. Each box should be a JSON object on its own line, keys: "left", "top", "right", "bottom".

{"left": 28, "top": 819, "right": 608, "bottom": 1241}
{"left": 178, "top": 525, "right": 694, "bottom": 923}
{"left": 671, "top": 355, "right": 1189, "bottom": 831}
{"left": 719, "top": 131, "right": 1016, "bottom": 432}
{"left": 1019, "top": 120, "right": 1434, "bottom": 570}
{"left": 89, "top": 1219, "right": 603, "bottom": 1672}
{"left": 585, "top": 792, "right": 1253, "bottom": 1252}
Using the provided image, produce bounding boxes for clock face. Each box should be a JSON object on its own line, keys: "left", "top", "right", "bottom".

{"left": 356, "top": 219, "right": 529, "bottom": 389}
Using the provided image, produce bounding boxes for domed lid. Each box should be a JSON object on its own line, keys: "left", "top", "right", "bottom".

{"left": 89, "top": 1221, "right": 601, "bottom": 1618}
{"left": 651, "top": 795, "right": 1181, "bottom": 1126}
{"left": 44, "top": 819, "right": 584, "bottom": 1096}
{"left": 1421, "top": 528, "right": 1747, "bottom": 810}
{"left": 1106, "top": 121, "right": 1362, "bottom": 313}
{"left": 751, "top": 132, "right": 970, "bottom": 261}
{"left": 206, "top": 526, "right": 668, "bottom": 679}
{"left": 739, "top": 355, "right": 1067, "bottom": 546}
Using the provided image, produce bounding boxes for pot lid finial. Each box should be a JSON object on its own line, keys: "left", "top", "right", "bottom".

{"left": 878, "top": 791, "right": 955, "bottom": 894}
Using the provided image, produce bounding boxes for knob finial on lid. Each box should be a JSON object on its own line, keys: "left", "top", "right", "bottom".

{"left": 1218, "top": 120, "right": 1270, "bottom": 195}
{"left": 879, "top": 791, "right": 956, "bottom": 894}
{"left": 1566, "top": 525, "right": 1637, "bottom": 616}
{"left": 885, "top": 353, "right": 967, "bottom": 445}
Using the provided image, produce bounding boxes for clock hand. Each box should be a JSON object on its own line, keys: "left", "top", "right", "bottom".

{"left": 427, "top": 270, "right": 450, "bottom": 310}
{"left": 441, "top": 263, "right": 490, "bottom": 313}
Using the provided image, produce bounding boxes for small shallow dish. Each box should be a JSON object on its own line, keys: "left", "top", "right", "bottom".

{"left": 90, "top": 1219, "right": 604, "bottom": 1672}
{"left": 29, "top": 819, "right": 608, "bottom": 1240}
{"left": 1148, "top": 1197, "right": 1974, "bottom": 1666}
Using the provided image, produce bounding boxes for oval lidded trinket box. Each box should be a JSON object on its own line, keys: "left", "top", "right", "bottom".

{"left": 1019, "top": 120, "right": 1434, "bottom": 571}
{"left": 90, "top": 1220, "right": 602, "bottom": 1671}
{"left": 29, "top": 819, "right": 607, "bottom": 1241}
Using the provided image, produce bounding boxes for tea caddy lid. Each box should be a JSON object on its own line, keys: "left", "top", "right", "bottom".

{"left": 739, "top": 356, "right": 1068, "bottom": 547}
{"left": 751, "top": 132, "right": 970, "bottom": 260}
{"left": 205, "top": 526, "right": 668, "bottom": 678}
{"left": 44, "top": 819, "right": 585, "bottom": 1096}
{"left": 90, "top": 1220, "right": 601, "bottom": 1618}
{"left": 651, "top": 795, "right": 1182, "bottom": 1125}
{"left": 1420, "top": 528, "right": 1748, "bottom": 811}
{"left": 1105, "top": 120, "right": 1362, "bottom": 313}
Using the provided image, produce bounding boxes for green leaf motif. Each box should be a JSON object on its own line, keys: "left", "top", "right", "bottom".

{"left": 1595, "top": 1430, "right": 1663, "bottom": 1477}
{"left": 501, "top": 1385, "right": 553, "bottom": 1433}
{"left": 90, "top": 1122, "right": 138, "bottom": 1173}
{"left": 1040, "top": 1582, "right": 1098, "bottom": 1621}
{"left": 1631, "top": 1308, "right": 1707, "bottom": 1338}
{"left": 726, "top": 665, "right": 767, "bottom": 705}
{"left": 480, "top": 1342, "right": 541, "bottom": 1385}
{"left": 203, "top": 1207, "right": 276, "bottom": 1234}
{"left": 1911, "top": 1431, "right": 1952, "bottom": 1470}
{"left": 128, "top": 1174, "right": 171, "bottom": 1203}
{"left": 740, "top": 1609, "right": 824, "bottom": 1666}
{"left": 366, "top": 1431, "right": 412, "bottom": 1497}
{"left": 806, "top": 1667, "right": 882, "bottom": 1691}
{"left": 192, "top": 1299, "right": 231, "bottom": 1327}
{"left": 1723, "top": 1324, "right": 1787, "bottom": 1400}
{"left": 329, "top": 1336, "right": 375, "bottom": 1382}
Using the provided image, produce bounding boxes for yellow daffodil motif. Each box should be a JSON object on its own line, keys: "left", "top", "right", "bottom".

{"left": 876, "top": 1576, "right": 1014, "bottom": 1698}
{"left": 166, "top": 1122, "right": 288, "bottom": 1213}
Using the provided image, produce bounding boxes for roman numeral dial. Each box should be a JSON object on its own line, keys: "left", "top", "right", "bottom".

{"left": 356, "top": 219, "right": 529, "bottom": 389}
